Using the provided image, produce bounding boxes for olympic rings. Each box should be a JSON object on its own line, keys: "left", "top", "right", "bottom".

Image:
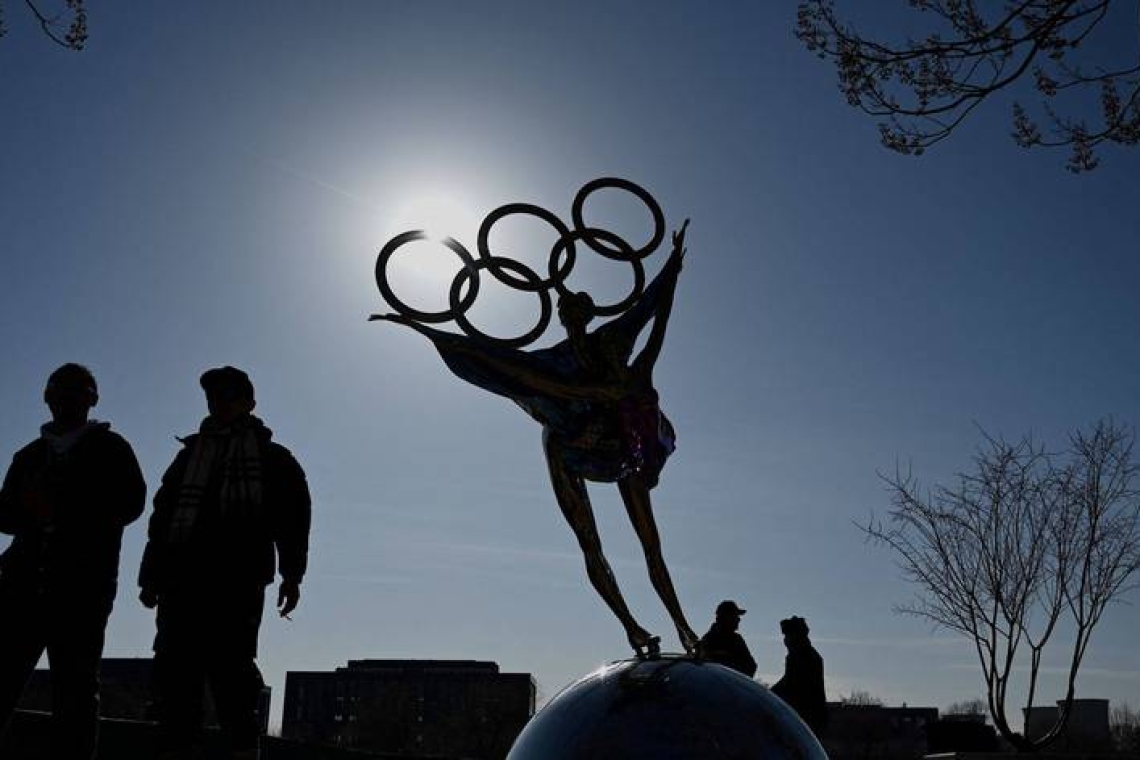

{"left": 476, "top": 203, "right": 575, "bottom": 292}
{"left": 549, "top": 227, "right": 645, "bottom": 316}
{"left": 374, "top": 178, "right": 668, "bottom": 347}
{"left": 375, "top": 231, "right": 480, "bottom": 324}
{"left": 572, "top": 177, "right": 665, "bottom": 261}
{"left": 450, "top": 257, "right": 553, "bottom": 348}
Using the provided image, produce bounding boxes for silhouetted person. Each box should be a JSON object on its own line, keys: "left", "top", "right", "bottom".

{"left": 139, "top": 367, "right": 310, "bottom": 760}
{"left": 0, "top": 364, "right": 146, "bottom": 759}
{"left": 771, "top": 616, "right": 827, "bottom": 736}
{"left": 697, "top": 600, "right": 757, "bottom": 677}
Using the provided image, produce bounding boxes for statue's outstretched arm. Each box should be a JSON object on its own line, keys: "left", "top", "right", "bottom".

{"left": 595, "top": 221, "right": 687, "bottom": 371}
{"left": 372, "top": 314, "right": 624, "bottom": 403}
{"left": 630, "top": 220, "right": 687, "bottom": 376}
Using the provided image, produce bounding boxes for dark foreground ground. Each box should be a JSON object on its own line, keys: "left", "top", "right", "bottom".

{"left": 0, "top": 710, "right": 467, "bottom": 759}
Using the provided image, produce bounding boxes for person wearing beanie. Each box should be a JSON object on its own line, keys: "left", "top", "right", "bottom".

{"left": 772, "top": 615, "right": 828, "bottom": 736}
{"left": 139, "top": 366, "right": 311, "bottom": 760}
{"left": 0, "top": 363, "right": 146, "bottom": 759}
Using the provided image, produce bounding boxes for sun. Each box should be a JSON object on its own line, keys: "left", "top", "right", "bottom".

{"left": 376, "top": 183, "right": 559, "bottom": 337}
{"left": 377, "top": 189, "right": 486, "bottom": 316}
{"left": 386, "top": 191, "right": 481, "bottom": 246}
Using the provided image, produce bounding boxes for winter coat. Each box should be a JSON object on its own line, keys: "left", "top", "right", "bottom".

{"left": 772, "top": 643, "right": 828, "bottom": 734}
{"left": 0, "top": 426, "right": 146, "bottom": 594}
{"left": 699, "top": 622, "right": 758, "bottom": 677}
{"left": 138, "top": 427, "right": 310, "bottom": 591}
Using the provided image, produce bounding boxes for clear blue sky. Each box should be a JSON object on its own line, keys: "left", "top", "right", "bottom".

{"left": 2, "top": 1, "right": 1138, "bottom": 727}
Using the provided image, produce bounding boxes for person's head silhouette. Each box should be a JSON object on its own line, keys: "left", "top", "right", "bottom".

{"left": 44, "top": 363, "right": 98, "bottom": 430}
{"left": 780, "top": 615, "right": 811, "bottom": 649}
{"left": 200, "top": 366, "right": 256, "bottom": 424}
{"left": 716, "top": 600, "right": 746, "bottom": 631}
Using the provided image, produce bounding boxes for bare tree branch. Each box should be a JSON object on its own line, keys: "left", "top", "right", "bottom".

{"left": 868, "top": 420, "right": 1140, "bottom": 750}
{"left": 797, "top": 0, "right": 1140, "bottom": 171}
{"left": 0, "top": 0, "right": 87, "bottom": 49}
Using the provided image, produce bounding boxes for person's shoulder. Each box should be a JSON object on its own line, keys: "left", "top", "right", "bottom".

{"left": 161, "top": 434, "right": 198, "bottom": 465}
{"left": 701, "top": 626, "right": 728, "bottom": 642}
{"left": 176, "top": 432, "right": 200, "bottom": 448}
{"left": 10, "top": 437, "right": 46, "bottom": 462}
{"left": 265, "top": 439, "right": 296, "bottom": 458}
{"left": 89, "top": 426, "right": 133, "bottom": 449}
{"left": 266, "top": 440, "right": 307, "bottom": 473}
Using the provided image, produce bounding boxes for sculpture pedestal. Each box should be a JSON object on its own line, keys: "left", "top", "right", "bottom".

{"left": 507, "top": 655, "right": 828, "bottom": 759}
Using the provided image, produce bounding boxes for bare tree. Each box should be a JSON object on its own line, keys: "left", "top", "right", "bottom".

{"left": 841, "top": 690, "right": 884, "bottom": 706}
{"left": 0, "top": 0, "right": 87, "bottom": 50}
{"left": 1110, "top": 702, "right": 1140, "bottom": 754}
{"left": 869, "top": 419, "right": 1140, "bottom": 751}
{"left": 796, "top": 1, "right": 1140, "bottom": 171}
{"left": 945, "top": 698, "right": 989, "bottom": 717}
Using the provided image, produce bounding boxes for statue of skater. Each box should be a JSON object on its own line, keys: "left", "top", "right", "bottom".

{"left": 373, "top": 203, "right": 695, "bottom": 656}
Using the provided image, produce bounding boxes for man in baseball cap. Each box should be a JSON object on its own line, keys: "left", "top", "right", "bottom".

{"left": 697, "top": 599, "right": 757, "bottom": 677}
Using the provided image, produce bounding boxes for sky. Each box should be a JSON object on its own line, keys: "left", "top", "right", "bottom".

{"left": 2, "top": 0, "right": 1139, "bottom": 731}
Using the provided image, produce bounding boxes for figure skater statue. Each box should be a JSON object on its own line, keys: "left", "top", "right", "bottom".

{"left": 372, "top": 179, "right": 696, "bottom": 655}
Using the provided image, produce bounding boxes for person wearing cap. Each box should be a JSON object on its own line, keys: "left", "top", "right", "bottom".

{"left": 771, "top": 616, "right": 828, "bottom": 736}
{"left": 0, "top": 363, "right": 146, "bottom": 759}
{"left": 697, "top": 600, "right": 757, "bottom": 677}
{"left": 139, "top": 366, "right": 311, "bottom": 760}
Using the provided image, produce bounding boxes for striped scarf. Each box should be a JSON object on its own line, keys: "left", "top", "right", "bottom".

{"left": 167, "top": 415, "right": 266, "bottom": 545}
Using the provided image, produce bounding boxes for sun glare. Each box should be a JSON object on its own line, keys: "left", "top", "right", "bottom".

{"left": 378, "top": 187, "right": 559, "bottom": 342}
{"left": 378, "top": 189, "right": 486, "bottom": 318}
{"left": 388, "top": 192, "right": 480, "bottom": 245}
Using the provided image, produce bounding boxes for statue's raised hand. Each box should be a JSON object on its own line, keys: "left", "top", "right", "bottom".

{"left": 671, "top": 219, "right": 690, "bottom": 261}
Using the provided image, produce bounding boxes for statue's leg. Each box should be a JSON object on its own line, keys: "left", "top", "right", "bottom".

{"left": 544, "top": 439, "right": 655, "bottom": 655}
{"left": 618, "top": 475, "right": 699, "bottom": 654}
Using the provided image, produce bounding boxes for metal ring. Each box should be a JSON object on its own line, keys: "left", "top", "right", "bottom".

{"left": 375, "top": 231, "right": 479, "bottom": 324}
{"left": 550, "top": 228, "right": 645, "bottom": 316}
{"left": 476, "top": 202, "right": 576, "bottom": 292}
{"left": 374, "top": 178, "right": 668, "bottom": 347}
{"left": 449, "top": 256, "right": 553, "bottom": 348}
{"left": 571, "top": 177, "right": 665, "bottom": 262}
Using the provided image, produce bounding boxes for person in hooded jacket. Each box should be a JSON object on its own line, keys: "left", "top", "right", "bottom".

{"left": 771, "top": 615, "right": 828, "bottom": 737}
{"left": 0, "top": 363, "right": 146, "bottom": 759}
{"left": 139, "top": 366, "right": 310, "bottom": 760}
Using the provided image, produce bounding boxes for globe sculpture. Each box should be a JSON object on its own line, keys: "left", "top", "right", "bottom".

{"left": 506, "top": 655, "right": 828, "bottom": 759}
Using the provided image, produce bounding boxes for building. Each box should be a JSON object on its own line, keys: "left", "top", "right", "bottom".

{"left": 16, "top": 657, "right": 270, "bottom": 733}
{"left": 927, "top": 712, "right": 1000, "bottom": 753}
{"left": 822, "top": 703, "right": 939, "bottom": 760}
{"left": 1024, "top": 698, "right": 1111, "bottom": 752}
{"left": 283, "top": 659, "right": 535, "bottom": 760}
{"left": 19, "top": 657, "right": 156, "bottom": 721}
